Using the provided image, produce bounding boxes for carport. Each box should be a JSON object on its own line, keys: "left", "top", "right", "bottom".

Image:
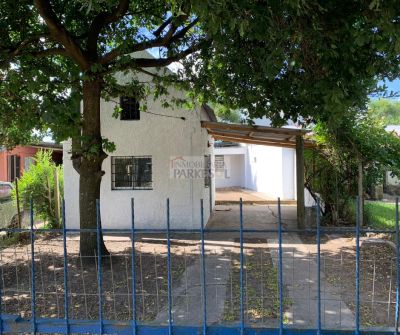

{"left": 201, "top": 121, "right": 315, "bottom": 228}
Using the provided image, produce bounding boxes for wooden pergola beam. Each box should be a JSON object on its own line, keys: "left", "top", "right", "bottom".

{"left": 201, "top": 121, "right": 308, "bottom": 136}
{"left": 211, "top": 135, "right": 298, "bottom": 148}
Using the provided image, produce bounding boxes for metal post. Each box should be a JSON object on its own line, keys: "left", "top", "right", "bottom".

{"left": 30, "top": 197, "right": 36, "bottom": 335}
{"left": 316, "top": 199, "right": 321, "bottom": 334}
{"left": 239, "top": 198, "right": 244, "bottom": 335}
{"left": 166, "top": 198, "right": 173, "bottom": 335}
{"left": 278, "top": 198, "right": 284, "bottom": 335}
{"left": 62, "top": 200, "right": 69, "bottom": 334}
{"left": 355, "top": 196, "right": 360, "bottom": 335}
{"left": 96, "top": 200, "right": 103, "bottom": 335}
{"left": 131, "top": 198, "right": 137, "bottom": 335}
{"left": 200, "top": 199, "right": 207, "bottom": 335}
{"left": 395, "top": 197, "right": 399, "bottom": 334}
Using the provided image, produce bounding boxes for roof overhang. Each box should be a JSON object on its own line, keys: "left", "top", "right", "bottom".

{"left": 201, "top": 121, "right": 315, "bottom": 148}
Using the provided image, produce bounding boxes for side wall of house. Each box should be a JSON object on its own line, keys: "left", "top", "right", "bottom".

{"left": 64, "top": 78, "right": 214, "bottom": 229}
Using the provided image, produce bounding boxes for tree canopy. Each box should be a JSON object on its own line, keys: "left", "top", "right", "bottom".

{"left": 369, "top": 99, "right": 400, "bottom": 125}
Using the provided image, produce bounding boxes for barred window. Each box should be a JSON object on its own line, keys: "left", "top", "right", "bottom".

{"left": 120, "top": 97, "right": 140, "bottom": 120}
{"left": 111, "top": 156, "right": 152, "bottom": 190}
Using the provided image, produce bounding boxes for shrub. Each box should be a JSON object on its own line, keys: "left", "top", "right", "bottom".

{"left": 13, "top": 150, "right": 63, "bottom": 228}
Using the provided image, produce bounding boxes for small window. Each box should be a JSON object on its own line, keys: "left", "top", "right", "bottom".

{"left": 120, "top": 97, "right": 140, "bottom": 120}
{"left": 215, "top": 155, "right": 226, "bottom": 179}
{"left": 24, "top": 157, "right": 34, "bottom": 172}
{"left": 111, "top": 156, "right": 152, "bottom": 190}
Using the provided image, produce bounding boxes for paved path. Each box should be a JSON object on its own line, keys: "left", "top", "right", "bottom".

{"left": 155, "top": 245, "right": 231, "bottom": 326}
{"left": 268, "top": 234, "right": 354, "bottom": 329}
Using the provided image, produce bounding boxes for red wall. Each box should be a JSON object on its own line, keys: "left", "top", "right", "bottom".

{"left": 0, "top": 146, "right": 42, "bottom": 182}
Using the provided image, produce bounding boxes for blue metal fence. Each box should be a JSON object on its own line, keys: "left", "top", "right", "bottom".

{"left": 0, "top": 196, "right": 399, "bottom": 334}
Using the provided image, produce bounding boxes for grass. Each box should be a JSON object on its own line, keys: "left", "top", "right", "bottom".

{"left": 365, "top": 201, "right": 397, "bottom": 229}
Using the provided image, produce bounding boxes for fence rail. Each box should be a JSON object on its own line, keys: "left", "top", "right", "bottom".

{"left": 0, "top": 197, "right": 398, "bottom": 334}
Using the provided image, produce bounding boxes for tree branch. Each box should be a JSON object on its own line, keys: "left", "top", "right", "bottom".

{"left": 33, "top": 0, "right": 90, "bottom": 69}
{"left": 99, "top": 17, "right": 201, "bottom": 66}
{"left": 86, "top": 0, "right": 130, "bottom": 56}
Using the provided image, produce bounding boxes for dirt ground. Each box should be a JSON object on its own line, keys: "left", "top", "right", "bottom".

{"left": 222, "top": 238, "right": 289, "bottom": 325}
{"left": 301, "top": 234, "right": 397, "bottom": 328}
{"left": 0, "top": 233, "right": 198, "bottom": 321}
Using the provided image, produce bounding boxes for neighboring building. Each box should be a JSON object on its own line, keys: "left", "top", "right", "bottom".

{"left": 0, "top": 143, "right": 63, "bottom": 182}
{"left": 63, "top": 72, "right": 216, "bottom": 230}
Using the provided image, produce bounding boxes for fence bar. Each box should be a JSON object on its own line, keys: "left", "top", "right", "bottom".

{"left": 166, "top": 198, "right": 173, "bottom": 335}
{"left": 395, "top": 197, "right": 399, "bottom": 335}
{"left": 200, "top": 199, "right": 207, "bottom": 335}
{"left": 316, "top": 200, "right": 321, "bottom": 334}
{"left": 239, "top": 198, "right": 244, "bottom": 335}
{"left": 30, "top": 198, "right": 36, "bottom": 335}
{"left": 1, "top": 227, "right": 400, "bottom": 234}
{"left": 278, "top": 198, "right": 284, "bottom": 335}
{"left": 96, "top": 200, "right": 103, "bottom": 335}
{"left": 62, "top": 200, "right": 69, "bottom": 334}
{"left": 131, "top": 198, "right": 137, "bottom": 335}
{"left": 355, "top": 196, "right": 361, "bottom": 335}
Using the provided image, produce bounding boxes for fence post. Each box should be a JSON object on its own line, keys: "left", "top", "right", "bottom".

{"left": 131, "top": 198, "right": 137, "bottom": 335}
{"left": 30, "top": 197, "right": 36, "bottom": 334}
{"left": 355, "top": 196, "right": 360, "bottom": 335}
{"left": 395, "top": 197, "right": 399, "bottom": 335}
{"left": 200, "top": 199, "right": 207, "bottom": 335}
{"left": 54, "top": 168, "right": 61, "bottom": 227}
{"left": 278, "top": 198, "right": 284, "bottom": 335}
{"left": 166, "top": 198, "right": 173, "bottom": 335}
{"left": 62, "top": 199, "right": 69, "bottom": 334}
{"left": 239, "top": 197, "right": 244, "bottom": 335}
{"left": 96, "top": 199, "right": 103, "bottom": 335}
{"left": 316, "top": 199, "right": 321, "bottom": 334}
{"left": 15, "top": 178, "right": 21, "bottom": 229}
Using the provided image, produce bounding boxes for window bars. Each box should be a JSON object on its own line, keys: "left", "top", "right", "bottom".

{"left": 111, "top": 156, "right": 152, "bottom": 190}
{"left": 0, "top": 197, "right": 399, "bottom": 334}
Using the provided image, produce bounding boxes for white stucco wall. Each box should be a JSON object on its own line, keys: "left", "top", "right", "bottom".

{"left": 63, "top": 73, "right": 214, "bottom": 230}
{"left": 214, "top": 144, "right": 296, "bottom": 200}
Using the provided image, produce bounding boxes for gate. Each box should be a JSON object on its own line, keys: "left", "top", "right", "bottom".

{"left": 0, "top": 197, "right": 399, "bottom": 334}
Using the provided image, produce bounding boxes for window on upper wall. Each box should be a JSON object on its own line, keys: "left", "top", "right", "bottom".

{"left": 111, "top": 156, "right": 152, "bottom": 190}
{"left": 120, "top": 96, "right": 140, "bottom": 120}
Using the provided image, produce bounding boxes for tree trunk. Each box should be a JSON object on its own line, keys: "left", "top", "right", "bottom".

{"left": 79, "top": 78, "right": 109, "bottom": 258}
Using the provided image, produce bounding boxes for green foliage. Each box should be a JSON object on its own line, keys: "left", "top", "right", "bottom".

{"left": 189, "top": 1, "right": 400, "bottom": 127}
{"left": 368, "top": 99, "right": 400, "bottom": 126}
{"left": 364, "top": 201, "right": 396, "bottom": 230}
{"left": 305, "top": 111, "right": 400, "bottom": 225}
{"left": 212, "top": 104, "right": 244, "bottom": 123}
{"left": 12, "top": 150, "right": 63, "bottom": 228}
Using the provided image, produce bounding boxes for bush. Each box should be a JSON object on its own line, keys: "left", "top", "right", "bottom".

{"left": 13, "top": 150, "right": 63, "bottom": 228}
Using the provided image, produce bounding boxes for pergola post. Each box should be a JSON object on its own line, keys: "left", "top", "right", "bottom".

{"left": 296, "top": 135, "right": 305, "bottom": 229}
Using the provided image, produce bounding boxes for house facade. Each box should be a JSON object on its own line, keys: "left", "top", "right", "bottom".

{"left": 0, "top": 144, "right": 62, "bottom": 182}
{"left": 63, "top": 76, "right": 216, "bottom": 229}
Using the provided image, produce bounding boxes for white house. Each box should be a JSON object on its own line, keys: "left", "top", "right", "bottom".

{"left": 63, "top": 72, "right": 216, "bottom": 230}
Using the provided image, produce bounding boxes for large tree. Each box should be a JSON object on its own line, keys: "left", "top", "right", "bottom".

{"left": 1, "top": 1, "right": 399, "bottom": 254}
{"left": 0, "top": 0, "right": 210, "bottom": 256}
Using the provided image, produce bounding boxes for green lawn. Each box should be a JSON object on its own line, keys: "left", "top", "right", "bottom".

{"left": 365, "top": 201, "right": 397, "bottom": 229}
